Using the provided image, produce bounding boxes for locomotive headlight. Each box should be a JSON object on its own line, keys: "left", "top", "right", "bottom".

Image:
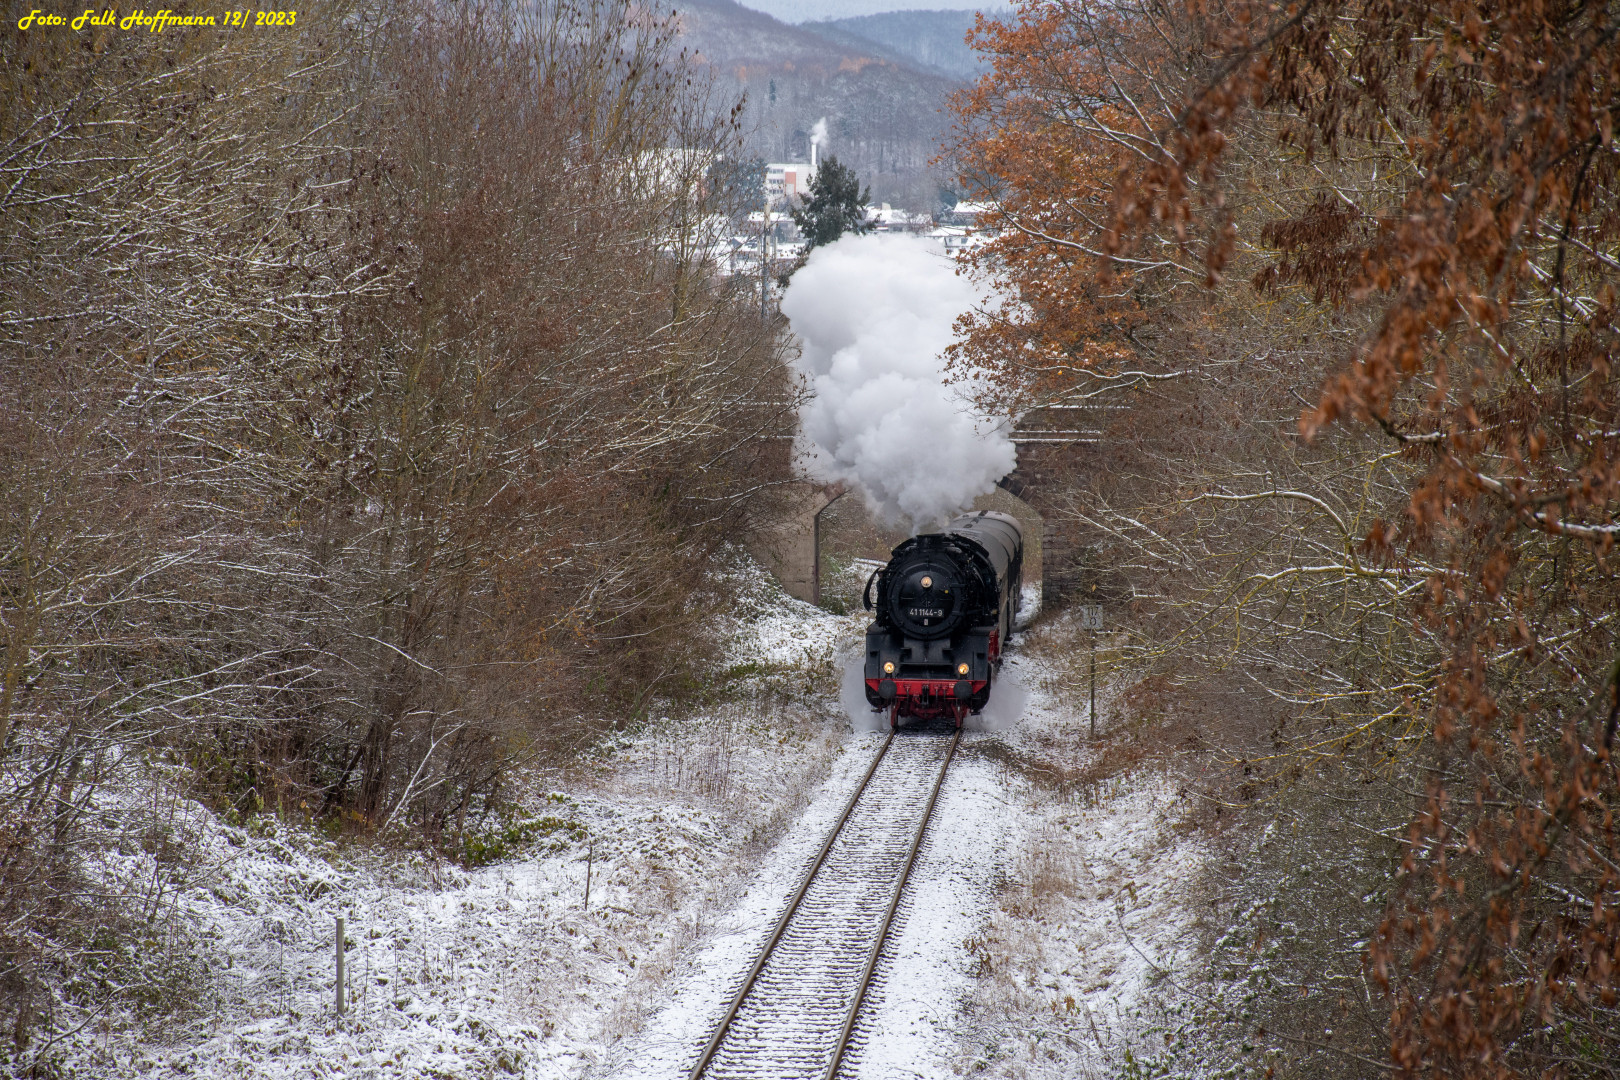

{"left": 920, "top": 575, "right": 932, "bottom": 588}
{"left": 957, "top": 662, "right": 970, "bottom": 676}
{"left": 883, "top": 661, "right": 896, "bottom": 674}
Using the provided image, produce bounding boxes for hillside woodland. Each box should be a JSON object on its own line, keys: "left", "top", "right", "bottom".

{"left": 809, "top": 9, "right": 990, "bottom": 82}
{"left": 672, "top": 0, "right": 967, "bottom": 209}
{"left": 949, "top": 0, "right": 1620, "bottom": 1075}
{"left": 0, "top": 0, "right": 797, "bottom": 1052}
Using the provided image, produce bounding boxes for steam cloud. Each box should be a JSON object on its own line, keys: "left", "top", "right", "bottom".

{"left": 808, "top": 117, "right": 828, "bottom": 150}
{"left": 781, "top": 233, "right": 1016, "bottom": 531}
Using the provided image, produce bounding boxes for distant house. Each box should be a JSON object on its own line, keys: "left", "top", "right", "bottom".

{"left": 744, "top": 210, "right": 801, "bottom": 241}
{"left": 723, "top": 212, "right": 802, "bottom": 282}
{"left": 866, "top": 203, "right": 931, "bottom": 234}
{"left": 928, "top": 200, "right": 999, "bottom": 256}
{"left": 926, "top": 225, "right": 989, "bottom": 256}
{"left": 766, "top": 163, "right": 813, "bottom": 207}
{"left": 943, "top": 200, "right": 998, "bottom": 227}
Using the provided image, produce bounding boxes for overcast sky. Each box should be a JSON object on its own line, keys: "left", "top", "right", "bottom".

{"left": 736, "top": 0, "right": 1001, "bottom": 23}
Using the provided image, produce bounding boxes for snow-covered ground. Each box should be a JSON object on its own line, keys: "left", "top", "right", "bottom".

{"left": 945, "top": 638, "right": 1211, "bottom": 1078}
{"left": 596, "top": 580, "right": 1205, "bottom": 1080}
{"left": 59, "top": 562, "right": 1206, "bottom": 1079}
{"left": 592, "top": 731, "right": 1017, "bottom": 1080}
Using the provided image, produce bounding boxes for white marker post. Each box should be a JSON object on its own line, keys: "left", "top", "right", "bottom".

{"left": 334, "top": 914, "right": 346, "bottom": 1016}
{"left": 1079, "top": 605, "right": 1104, "bottom": 738}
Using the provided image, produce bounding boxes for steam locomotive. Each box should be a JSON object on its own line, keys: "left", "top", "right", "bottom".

{"left": 862, "top": 511, "right": 1024, "bottom": 727}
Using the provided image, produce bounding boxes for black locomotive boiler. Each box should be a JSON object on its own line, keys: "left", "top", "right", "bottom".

{"left": 862, "top": 511, "right": 1024, "bottom": 728}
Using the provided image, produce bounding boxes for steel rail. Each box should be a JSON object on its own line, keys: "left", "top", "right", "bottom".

{"left": 822, "top": 727, "right": 960, "bottom": 1080}
{"left": 686, "top": 732, "right": 896, "bottom": 1080}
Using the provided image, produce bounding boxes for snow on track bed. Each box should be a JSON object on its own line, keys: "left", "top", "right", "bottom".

{"left": 612, "top": 726, "right": 1021, "bottom": 1080}
{"left": 699, "top": 729, "right": 953, "bottom": 1080}
{"left": 838, "top": 736, "right": 1011, "bottom": 1078}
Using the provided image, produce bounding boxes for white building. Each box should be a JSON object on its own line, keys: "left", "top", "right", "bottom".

{"left": 866, "top": 203, "right": 930, "bottom": 234}
{"left": 946, "top": 200, "right": 998, "bottom": 225}
{"left": 926, "top": 224, "right": 992, "bottom": 257}
{"left": 766, "top": 140, "right": 825, "bottom": 208}
{"left": 927, "top": 200, "right": 1000, "bottom": 256}
{"left": 765, "top": 163, "right": 814, "bottom": 207}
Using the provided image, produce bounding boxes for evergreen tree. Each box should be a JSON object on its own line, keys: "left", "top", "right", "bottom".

{"left": 790, "top": 155, "right": 872, "bottom": 250}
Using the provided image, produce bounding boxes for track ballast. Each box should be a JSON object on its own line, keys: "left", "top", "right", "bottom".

{"left": 688, "top": 725, "right": 960, "bottom": 1080}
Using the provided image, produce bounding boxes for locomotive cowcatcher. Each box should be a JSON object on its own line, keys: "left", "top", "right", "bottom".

{"left": 863, "top": 511, "right": 1024, "bottom": 728}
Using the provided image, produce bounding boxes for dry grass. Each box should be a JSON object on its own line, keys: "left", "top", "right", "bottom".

{"left": 951, "top": 610, "right": 1383, "bottom": 1078}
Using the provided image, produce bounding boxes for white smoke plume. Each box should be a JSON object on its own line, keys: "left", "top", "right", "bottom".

{"left": 808, "top": 116, "right": 828, "bottom": 150}
{"left": 780, "top": 233, "right": 1016, "bottom": 531}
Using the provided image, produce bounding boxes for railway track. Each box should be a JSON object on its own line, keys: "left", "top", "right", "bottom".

{"left": 688, "top": 725, "right": 961, "bottom": 1080}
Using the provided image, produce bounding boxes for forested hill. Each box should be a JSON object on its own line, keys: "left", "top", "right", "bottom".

{"left": 809, "top": 9, "right": 990, "bottom": 82}
{"left": 673, "top": 0, "right": 963, "bottom": 209}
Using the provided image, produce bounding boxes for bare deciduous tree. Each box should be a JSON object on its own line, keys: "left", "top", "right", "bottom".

{"left": 0, "top": 0, "right": 797, "bottom": 1050}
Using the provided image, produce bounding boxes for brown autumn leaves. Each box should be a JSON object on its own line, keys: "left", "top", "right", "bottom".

{"left": 948, "top": 0, "right": 1618, "bottom": 1075}
{"left": 0, "top": 0, "right": 796, "bottom": 1047}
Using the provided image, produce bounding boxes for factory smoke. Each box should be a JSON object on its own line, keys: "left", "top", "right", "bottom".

{"left": 780, "top": 233, "right": 1016, "bottom": 531}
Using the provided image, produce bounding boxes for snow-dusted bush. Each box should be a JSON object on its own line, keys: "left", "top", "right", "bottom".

{"left": 0, "top": 0, "right": 798, "bottom": 1053}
